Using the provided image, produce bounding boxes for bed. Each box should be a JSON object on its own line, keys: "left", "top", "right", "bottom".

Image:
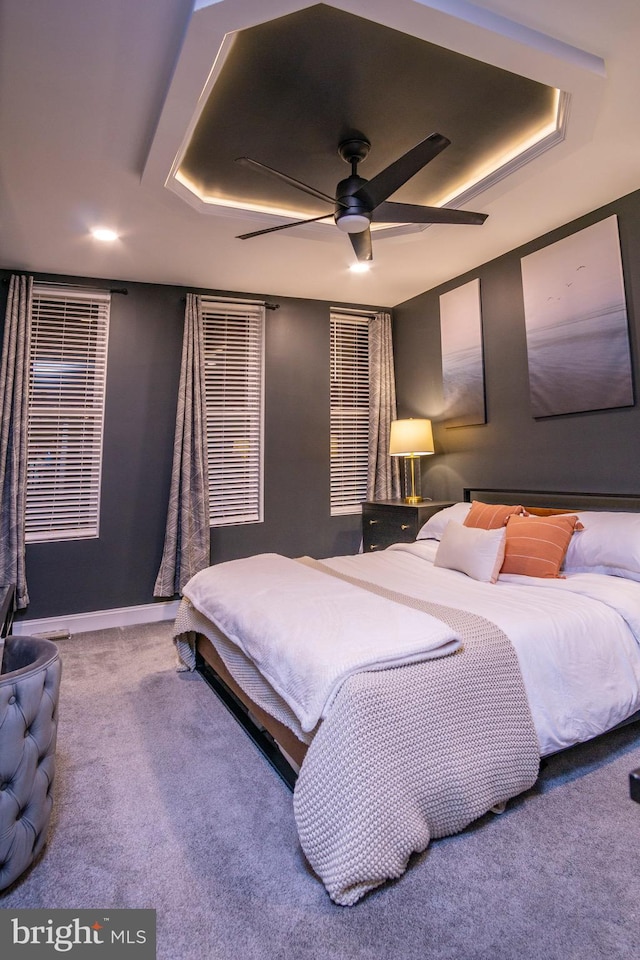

{"left": 173, "top": 489, "right": 640, "bottom": 905}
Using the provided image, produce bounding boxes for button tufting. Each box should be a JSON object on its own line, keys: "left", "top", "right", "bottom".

{"left": 0, "top": 636, "right": 61, "bottom": 892}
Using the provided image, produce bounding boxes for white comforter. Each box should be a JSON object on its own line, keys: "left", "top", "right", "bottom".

{"left": 182, "top": 553, "right": 461, "bottom": 732}
{"left": 183, "top": 542, "right": 640, "bottom": 755}
{"left": 324, "top": 541, "right": 640, "bottom": 755}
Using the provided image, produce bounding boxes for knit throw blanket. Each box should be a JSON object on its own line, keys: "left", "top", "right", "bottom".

{"left": 293, "top": 560, "right": 539, "bottom": 905}
{"left": 174, "top": 559, "right": 540, "bottom": 905}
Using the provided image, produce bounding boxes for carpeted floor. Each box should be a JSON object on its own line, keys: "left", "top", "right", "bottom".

{"left": 2, "top": 621, "right": 640, "bottom": 959}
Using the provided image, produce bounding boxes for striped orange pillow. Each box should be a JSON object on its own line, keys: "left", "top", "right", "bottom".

{"left": 463, "top": 501, "right": 526, "bottom": 530}
{"left": 501, "top": 514, "right": 584, "bottom": 578}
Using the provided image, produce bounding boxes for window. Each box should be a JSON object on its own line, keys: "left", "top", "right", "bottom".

{"left": 201, "top": 298, "right": 265, "bottom": 526}
{"left": 330, "top": 311, "right": 371, "bottom": 515}
{"left": 26, "top": 284, "right": 110, "bottom": 542}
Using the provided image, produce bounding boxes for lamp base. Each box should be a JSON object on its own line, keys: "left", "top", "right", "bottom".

{"left": 403, "top": 495, "right": 423, "bottom": 504}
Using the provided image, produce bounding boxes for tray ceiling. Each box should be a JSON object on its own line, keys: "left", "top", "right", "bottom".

{"left": 4, "top": 0, "right": 638, "bottom": 306}
{"left": 174, "top": 5, "right": 559, "bottom": 224}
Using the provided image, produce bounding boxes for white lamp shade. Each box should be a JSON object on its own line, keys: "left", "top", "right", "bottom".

{"left": 389, "top": 418, "right": 434, "bottom": 456}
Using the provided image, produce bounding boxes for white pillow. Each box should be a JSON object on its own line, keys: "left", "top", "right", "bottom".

{"left": 563, "top": 511, "right": 640, "bottom": 581}
{"left": 434, "top": 521, "right": 506, "bottom": 583}
{"left": 416, "top": 502, "right": 471, "bottom": 541}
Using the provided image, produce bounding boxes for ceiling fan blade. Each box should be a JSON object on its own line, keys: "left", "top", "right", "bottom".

{"left": 353, "top": 133, "right": 450, "bottom": 210}
{"left": 237, "top": 214, "right": 334, "bottom": 240}
{"left": 236, "top": 156, "right": 341, "bottom": 207}
{"left": 349, "top": 228, "right": 372, "bottom": 262}
{"left": 372, "top": 201, "right": 488, "bottom": 226}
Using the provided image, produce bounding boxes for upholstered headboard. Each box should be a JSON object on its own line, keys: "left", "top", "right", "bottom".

{"left": 463, "top": 489, "right": 640, "bottom": 514}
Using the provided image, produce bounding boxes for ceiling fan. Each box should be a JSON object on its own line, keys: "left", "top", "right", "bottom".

{"left": 235, "top": 132, "right": 488, "bottom": 262}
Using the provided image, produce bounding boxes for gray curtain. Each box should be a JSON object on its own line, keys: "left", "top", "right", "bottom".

{"left": 0, "top": 275, "right": 32, "bottom": 608}
{"left": 367, "top": 310, "right": 401, "bottom": 501}
{"left": 154, "top": 294, "right": 210, "bottom": 597}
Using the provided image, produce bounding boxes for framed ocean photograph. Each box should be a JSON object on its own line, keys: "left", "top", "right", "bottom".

{"left": 520, "top": 215, "right": 634, "bottom": 418}
{"left": 439, "top": 278, "right": 486, "bottom": 427}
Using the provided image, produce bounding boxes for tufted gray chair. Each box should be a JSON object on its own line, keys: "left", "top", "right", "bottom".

{"left": 0, "top": 636, "right": 61, "bottom": 890}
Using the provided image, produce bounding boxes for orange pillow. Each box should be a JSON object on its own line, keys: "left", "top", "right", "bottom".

{"left": 463, "top": 501, "right": 526, "bottom": 530}
{"left": 500, "top": 514, "right": 584, "bottom": 578}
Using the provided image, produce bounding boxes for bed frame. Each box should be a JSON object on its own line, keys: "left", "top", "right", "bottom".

{"left": 196, "top": 637, "right": 303, "bottom": 790}
{"left": 464, "top": 488, "right": 640, "bottom": 514}
{"left": 196, "top": 489, "right": 640, "bottom": 789}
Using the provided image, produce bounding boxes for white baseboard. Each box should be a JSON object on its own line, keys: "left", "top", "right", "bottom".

{"left": 11, "top": 600, "right": 181, "bottom": 637}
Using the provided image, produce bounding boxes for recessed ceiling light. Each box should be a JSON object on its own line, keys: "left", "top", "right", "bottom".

{"left": 91, "top": 227, "right": 119, "bottom": 242}
{"left": 349, "top": 262, "right": 371, "bottom": 273}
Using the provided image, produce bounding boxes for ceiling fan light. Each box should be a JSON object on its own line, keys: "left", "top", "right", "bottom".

{"left": 336, "top": 214, "right": 370, "bottom": 234}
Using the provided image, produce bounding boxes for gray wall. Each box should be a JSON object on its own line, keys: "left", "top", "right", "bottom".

{"left": 0, "top": 271, "right": 380, "bottom": 622}
{"left": 393, "top": 188, "right": 640, "bottom": 503}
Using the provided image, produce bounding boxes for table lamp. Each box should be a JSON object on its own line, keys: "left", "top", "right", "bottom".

{"left": 389, "top": 418, "right": 434, "bottom": 504}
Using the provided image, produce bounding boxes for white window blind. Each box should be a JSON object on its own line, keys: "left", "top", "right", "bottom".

{"left": 330, "top": 311, "right": 370, "bottom": 515}
{"left": 201, "top": 298, "right": 265, "bottom": 526}
{"left": 26, "top": 283, "right": 110, "bottom": 542}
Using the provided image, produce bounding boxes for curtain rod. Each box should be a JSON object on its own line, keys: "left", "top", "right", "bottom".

{"left": 2, "top": 276, "right": 128, "bottom": 295}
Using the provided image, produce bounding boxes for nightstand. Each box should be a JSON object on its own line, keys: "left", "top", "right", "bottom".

{"left": 362, "top": 500, "right": 454, "bottom": 552}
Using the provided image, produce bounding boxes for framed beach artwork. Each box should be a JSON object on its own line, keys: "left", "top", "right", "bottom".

{"left": 439, "top": 278, "right": 486, "bottom": 427}
{"left": 520, "top": 215, "right": 634, "bottom": 418}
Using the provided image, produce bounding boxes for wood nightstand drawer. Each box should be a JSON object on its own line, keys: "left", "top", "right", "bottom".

{"left": 362, "top": 500, "right": 454, "bottom": 552}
